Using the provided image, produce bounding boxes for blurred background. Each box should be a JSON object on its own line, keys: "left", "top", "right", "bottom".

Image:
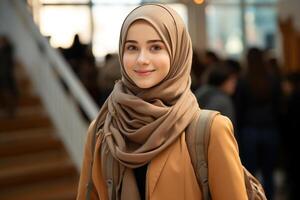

{"left": 0, "top": 0, "right": 299, "bottom": 199}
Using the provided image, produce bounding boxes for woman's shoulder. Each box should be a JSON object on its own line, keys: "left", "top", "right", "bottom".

{"left": 84, "top": 120, "right": 97, "bottom": 146}
{"left": 210, "top": 114, "right": 237, "bottom": 148}
{"left": 211, "top": 114, "right": 233, "bottom": 132}
{"left": 87, "top": 120, "right": 97, "bottom": 134}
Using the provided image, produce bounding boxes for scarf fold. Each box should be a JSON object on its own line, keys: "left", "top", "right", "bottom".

{"left": 97, "top": 4, "right": 200, "bottom": 200}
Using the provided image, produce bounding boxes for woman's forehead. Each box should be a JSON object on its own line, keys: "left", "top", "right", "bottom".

{"left": 125, "top": 20, "right": 161, "bottom": 41}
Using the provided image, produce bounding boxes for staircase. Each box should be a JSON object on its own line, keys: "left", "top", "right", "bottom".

{"left": 0, "top": 64, "right": 79, "bottom": 200}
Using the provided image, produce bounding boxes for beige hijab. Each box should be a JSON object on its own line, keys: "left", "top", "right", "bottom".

{"left": 96, "top": 4, "right": 199, "bottom": 199}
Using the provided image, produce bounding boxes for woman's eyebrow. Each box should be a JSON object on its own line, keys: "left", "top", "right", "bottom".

{"left": 147, "top": 40, "right": 163, "bottom": 43}
{"left": 124, "top": 39, "right": 163, "bottom": 44}
{"left": 125, "top": 40, "right": 137, "bottom": 44}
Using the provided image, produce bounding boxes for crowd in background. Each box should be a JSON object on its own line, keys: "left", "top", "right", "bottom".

{"left": 59, "top": 34, "right": 300, "bottom": 200}
{"left": 1, "top": 32, "right": 299, "bottom": 200}
{"left": 58, "top": 34, "right": 300, "bottom": 200}
{"left": 58, "top": 34, "right": 120, "bottom": 108}
{"left": 192, "top": 47, "right": 299, "bottom": 200}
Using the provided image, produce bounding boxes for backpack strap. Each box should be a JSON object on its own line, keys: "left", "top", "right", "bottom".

{"left": 86, "top": 121, "right": 98, "bottom": 200}
{"left": 186, "top": 109, "right": 220, "bottom": 200}
{"left": 86, "top": 116, "right": 105, "bottom": 200}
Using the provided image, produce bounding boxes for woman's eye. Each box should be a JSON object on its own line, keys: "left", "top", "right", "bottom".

{"left": 150, "top": 45, "right": 162, "bottom": 51}
{"left": 126, "top": 45, "right": 138, "bottom": 51}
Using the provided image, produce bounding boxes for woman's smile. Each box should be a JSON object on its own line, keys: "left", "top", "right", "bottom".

{"left": 134, "top": 69, "right": 156, "bottom": 76}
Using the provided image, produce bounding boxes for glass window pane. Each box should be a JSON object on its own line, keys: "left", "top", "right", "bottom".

{"left": 41, "top": 0, "right": 89, "bottom": 3}
{"left": 92, "top": 0, "right": 141, "bottom": 4}
{"left": 245, "top": 0, "right": 277, "bottom": 3}
{"left": 167, "top": 3, "right": 188, "bottom": 26}
{"left": 92, "top": 3, "right": 187, "bottom": 58}
{"left": 39, "top": 6, "right": 91, "bottom": 48}
{"left": 245, "top": 7, "right": 277, "bottom": 50}
{"left": 206, "top": 5, "right": 243, "bottom": 57}
{"left": 207, "top": 0, "right": 239, "bottom": 3}
{"left": 92, "top": 5, "right": 136, "bottom": 58}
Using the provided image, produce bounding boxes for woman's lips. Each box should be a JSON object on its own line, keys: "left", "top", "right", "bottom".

{"left": 134, "top": 69, "right": 155, "bottom": 76}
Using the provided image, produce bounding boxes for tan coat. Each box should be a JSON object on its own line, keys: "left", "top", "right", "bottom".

{"left": 77, "top": 115, "right": 248, "bottom": 200}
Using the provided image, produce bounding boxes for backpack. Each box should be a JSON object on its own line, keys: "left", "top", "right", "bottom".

{"left": 186, "top": 109, "right": 267, "bottom": 200}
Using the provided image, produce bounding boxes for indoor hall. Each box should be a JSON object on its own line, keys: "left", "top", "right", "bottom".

{"left": 0, "top": 0, "right": 299, "bottom": 199}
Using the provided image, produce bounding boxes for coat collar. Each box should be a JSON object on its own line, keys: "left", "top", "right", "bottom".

{"left": 146, "top": 141, "right": 174, "bottom": 198}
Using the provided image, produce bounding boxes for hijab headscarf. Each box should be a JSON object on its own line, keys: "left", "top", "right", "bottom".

{"left": 96, "top": 4, "right": 200, "bottom": 199}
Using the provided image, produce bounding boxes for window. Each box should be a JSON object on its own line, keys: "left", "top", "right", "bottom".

{"left": 92, "top": 5, "right": 136, "bottom": 58}
{"left": 206, "top": 5, "right": 242, "bottom": 57}
{"left": 39, "top": 5, "right": 91, "bottom": 48}
{"left": 41, "top": 0, "right": 89, "bottom": 3}
{"left": 32, "top": 0, "right": 187, "bottom": 59}
{"left": 92, "top": 0, "right": 140, "bottom": 3}
{"left": 245, "top": 6, "right": 277, "bottom": 49}
{"left": 206, "top": 0, "right": 278, "bottom": 58}
{"left": 92, "top": 3, "right": 187, "bottom": 58}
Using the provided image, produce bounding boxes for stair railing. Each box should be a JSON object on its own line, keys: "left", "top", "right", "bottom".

{"left": 1, "top": 0, "right": 100, "bottom": 170}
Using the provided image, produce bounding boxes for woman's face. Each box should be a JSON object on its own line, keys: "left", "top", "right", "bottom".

{"left": 123, "top": 20, "right": 170, "bottom": 89}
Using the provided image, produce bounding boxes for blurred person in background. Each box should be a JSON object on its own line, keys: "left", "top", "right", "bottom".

{"left": 281, "top": 72, "right": 300, "bottom": 200}
{"left": 98, "top": 53, "right": 121, "bottom": 106}
{"left": 200, "top": 50, "right": 221, "bottom": 86}
{"left": 195, "top": 62, "right": 238, "bottom": 125}
{"left": 235, "top": 47, "right": 282, "bottom": 200}
{"left": 0, "top": 35, "right": 18, "bottom": 117}
{"left": 190, "top": 48, "right": 206, "bottom": 91}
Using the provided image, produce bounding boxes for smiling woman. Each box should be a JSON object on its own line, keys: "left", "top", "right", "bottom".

{"left": 77, "top": 3, "right": 249, "bottom": 200}
{"left": 123, "top": 20, "right": 170, "bottom": 89}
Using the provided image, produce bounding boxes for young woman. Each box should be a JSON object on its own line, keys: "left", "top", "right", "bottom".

{"left": 77, "top": 4, "right": 247, "bottom": 200}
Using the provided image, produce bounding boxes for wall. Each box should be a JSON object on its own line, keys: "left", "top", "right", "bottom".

{"left": 278, "top": 0, "right": 300, "bottom": 31}
{"left": 278, "top": 0, "right": 300, "bottom": 72}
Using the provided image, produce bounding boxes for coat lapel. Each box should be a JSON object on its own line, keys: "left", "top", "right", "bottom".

{"left": 147, "top": 142, "right": 174, "bottom": 198}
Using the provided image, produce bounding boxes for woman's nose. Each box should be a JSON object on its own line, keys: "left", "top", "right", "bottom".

{"left": 137, "top": 49, "right": 150, "bottom": 65}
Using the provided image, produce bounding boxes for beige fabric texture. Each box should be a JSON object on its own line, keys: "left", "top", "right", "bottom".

{"left": 93, "top": 3, "right": 199, "bottom": 200}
